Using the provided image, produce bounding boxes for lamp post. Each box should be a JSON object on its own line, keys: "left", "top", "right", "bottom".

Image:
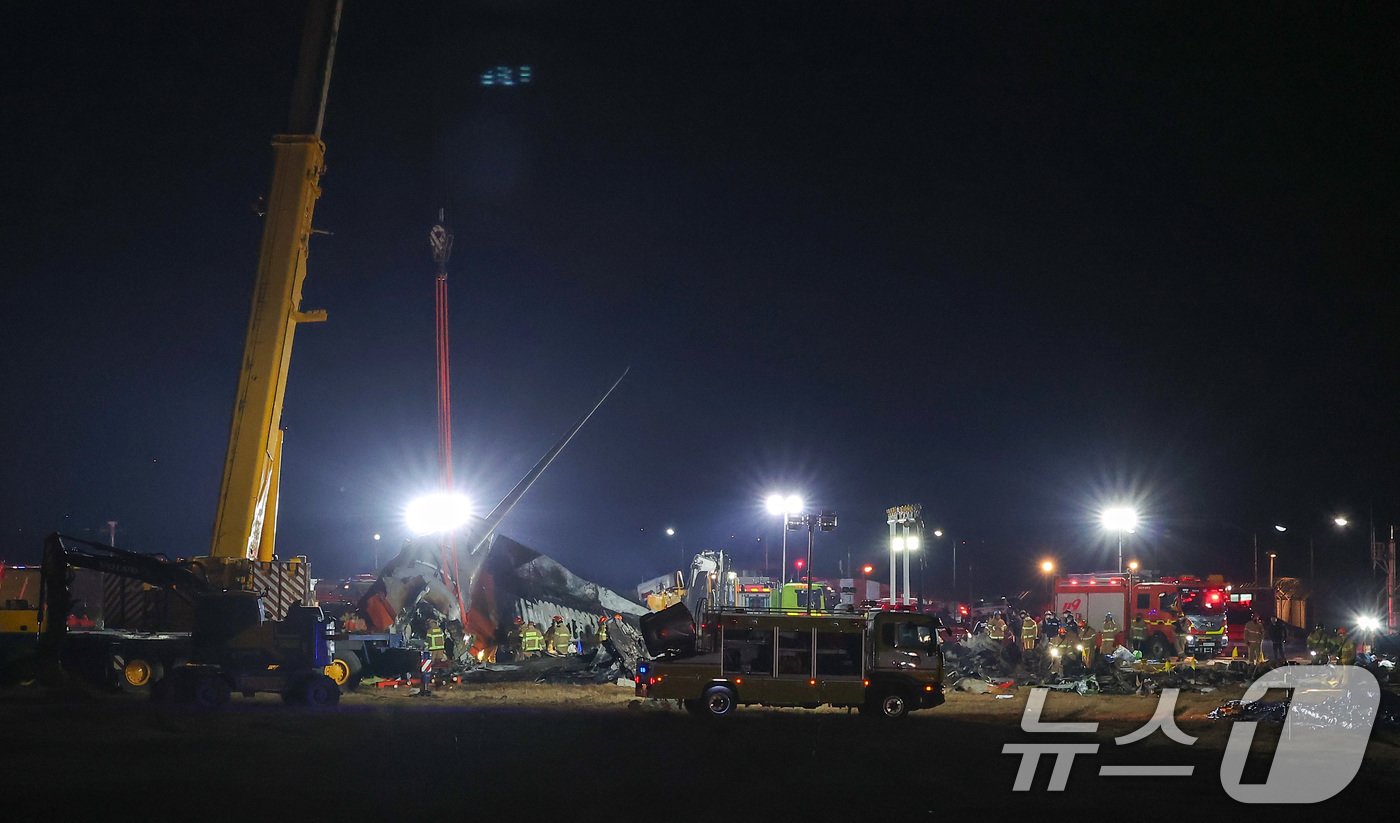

{"left": 1268, "top": 552, "right": 1278, "bottom": 588}
{"left": 787, "top": 509, "right": 837, "bottom": 614}
{"left": 887, "top": 505, "right": 922, "bottom": 605}
{"left": 1040, "top": 559, "right": 1055, "bottom": 610}
{"left": 1100, "top": 506, "right": 1139, "bottom": 573}
{"left": 767, "top": 493, "right": 804, "bottom": 586}
{"left": 665, "top": 526, "right": 685, "bottom": 569}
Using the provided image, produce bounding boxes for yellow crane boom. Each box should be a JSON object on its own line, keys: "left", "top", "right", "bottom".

{"left": 210, "top": 0, "right": 341, "bottom": 562}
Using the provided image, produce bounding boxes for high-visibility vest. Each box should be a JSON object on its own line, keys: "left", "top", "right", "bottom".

{"left": 427, "top": 628, "right": 446, "bottom": 652}
{"left": 1020, "top": 618, "right": 1038, "bottom": 640}
{"left": 595, "top": 623, "right": 609, "bottom": 643}
{"left": 1244, "top": 623, "right": 1263, "bottom": 643}
{"left": 521, "top": 625, "right": 544, "bottom": 652}
{"left": 549, "top": 624, "right": 573, "bottom": 652}
{"left": 1100, "top": 620, "right": 1118, "bottom": 643}
{"left": 987, "top": 620, "right": 1005, "bottom": 640}
{"left": 1131, "top": 621, "right": 1146, "bottom": 640}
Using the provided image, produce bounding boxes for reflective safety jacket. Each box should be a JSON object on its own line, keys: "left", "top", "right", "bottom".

{"left": 1020, "top": 618, "right": 1038, "bottom": 640}
{"left": 546, "top": 624, "right": 573, "bottom": 653}
{"left": 987, "top": 618, "right": 1006, "bottom": 640}
{"left": 427, "top": 628, "right": 446, "bottom": 652}
{"left": 1244, "top": 622, "right": 1264, "bottom": 644}
{"left": 1100, "top": 618, "right": 1119, "bottom": 644}
{"left": 520, "top": 625, "right": 545, "bottom": 653}
{"left": 1130, "top": 620, "right": 1147, "bottom": 640}
{"left": 595, "top": 623, "right": 609, "bottom": 644}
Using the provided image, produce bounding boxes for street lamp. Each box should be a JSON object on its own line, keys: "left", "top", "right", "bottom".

{"left": 1040, "top": 559, "right": 1055, "bottom": 609}
{"left": 767, "top": 493, "right": 804, "bottom": 585}
{"left": 788, "top": 509, "right": 837, "bottom": 614}
{"left": 1100, "top": 506, "right": 1139, "bottom": 573}
{"left": 1268, "top": 552, "right": 1278, "bottom": 588}
{"left": 664, "top": 526, "right": 685, "bottom": 568}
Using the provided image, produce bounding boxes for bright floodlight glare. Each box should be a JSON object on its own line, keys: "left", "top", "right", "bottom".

{"left": 765, "top": 494, "right": 785, "bottom": 515}
{"left": 1100, "top": 506, "right": 1138, "bottom": 532}
{"left": 1274, "top": 524, "right": 1287, "bottom": 532}
{"left": 1356, "top": 616, "right": 1381, "bottom": 632}
{"left": 372, "top": 533, "right": 381, "bottom": 541}
{"left": 785, "top": 494, "right": 804, "bottom": 513}
{"left": 1334, "top": 517, "right": 1349, "bottom": 527}
{"left": 933, "top": 529, "right": 944, "bottom": 538}
{"left": 665, "top": 527, "right": 675, "bottom": 536}
{"left": 906, "top": 536, "right": 921, "bottom": 551}
{"left": 891, "top": 537, "right": 906, "bottom": 552}
{"left": 405, "top": 492, "right": 473, "bottom": 536}
{"left": 1128, "top": 560, "right": 1139, "bottom": 571}
{"left": 1040, "top": 560, "right": 1054, "bottom": 573}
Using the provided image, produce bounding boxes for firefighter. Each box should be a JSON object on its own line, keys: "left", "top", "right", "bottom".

{"left": 1048, "top": 627, "right": 1071, "bottom": 677}
{"left": 1099, "top": 612, "right": 1119, "bottom": 653}
{"left": 544, "top": 615, "right": 573, "bottom": 656}
{"left": 1041, "top": 611, "right": 1060, "bottom": 646}
{"left": 1020, "top": 612, "right": 1039, "bottom": 651}
{"left": 1130, "top": 614, "right": 1147, "bottom": 653}
{"left": 1172, "top": 613, "right": 1190, "bottom": 660}
{"left": 1244, "top": 614, "right": 1265, "bottom": 664}
{"left": 504, "top": 616, "right": 525, "bottom": 661}
{"left": 594, "top": 615, "right": 609, "bottom": 647}
{"left": 1267, "top": 616, "right": 1287, "bottom": 661}
{"left": 1338, "top": 627, "right": 1356, "bottom": 665}
{"left": 426, "top": 618, "right": 447, "bottom": 662}
{"left": 520, "top": 619, "right": 545, "bottom": 658}
{"left": 987, "top": 613, "right": 1007, "bottom": 644}
{"left": 1307, "top": 623, "right": 1330, "bottom": 662}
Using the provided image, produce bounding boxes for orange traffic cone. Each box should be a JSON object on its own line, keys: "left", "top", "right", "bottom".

{"left": 1231, "top": 646, "right": 1239, "bottom": 659}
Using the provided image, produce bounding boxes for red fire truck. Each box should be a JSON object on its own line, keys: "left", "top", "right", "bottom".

{"left": 1052, "top": 572, "right": 1233, "bottom": 660}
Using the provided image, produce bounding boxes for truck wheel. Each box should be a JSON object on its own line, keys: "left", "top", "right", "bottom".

{"left": 864, "top": 690, "right": 910, "bottom": 719}
{"left": 302, "top": 673, "right": 341, "bottom": 709}
{"left": 1146, "top": 635, "right": 1172, "bottom": 661}
{"left": 702, "top": 685, "right": 736, "bottom": 717}
{"left": 683, "top": 698, "right": 705, "bottom": 716}
{"left": 119, "top": 658, "right": 164, "bottom": 693}
{"left": 190, "top": 673, "right": 231, "bottom": 709}
{"left": 324, "top": 651, "right": 362, "bottom": 691}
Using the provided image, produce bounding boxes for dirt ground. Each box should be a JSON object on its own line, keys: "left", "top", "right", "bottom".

{"left": 2, "top": 681, "right": 1395, "bottom": 819}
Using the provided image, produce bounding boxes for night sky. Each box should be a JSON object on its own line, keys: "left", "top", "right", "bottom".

{"left": 4, "top": 2, "right": 1399, "bottom": 611}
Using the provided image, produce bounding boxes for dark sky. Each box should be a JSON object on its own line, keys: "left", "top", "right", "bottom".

{"left": 3, "top": 2, "right": 1398, "bottom": 605}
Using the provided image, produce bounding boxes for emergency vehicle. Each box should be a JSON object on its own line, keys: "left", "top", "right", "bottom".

{"left": 635, "top": 601, "right": 944, "bottom": 719}
{"left": 1052, "top": 572, "right": 1233, "bottom": 660}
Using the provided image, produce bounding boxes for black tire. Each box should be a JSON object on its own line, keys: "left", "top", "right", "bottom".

{"left": 117, "top": 657, "right": 164, "bottom": 694}
{"left": 702, "top": 685, "right": 737, "bottom": 717}
{"left": 683, "top": 698, "right": 706, "bottom": 716}
{"left": 302, "top": 673, "right": 341, "bottom": 709}
{"left": 1146, "top": 635, "right": 1172, "bottom": 661}
{"left": 190, "top": 673, "right": 231, "bottom": 709}
{"left": 867, "top": 690, "right": 910, "bottom": 720}
{"left": 325, "top": 651, "right": 362, "bottom": 692}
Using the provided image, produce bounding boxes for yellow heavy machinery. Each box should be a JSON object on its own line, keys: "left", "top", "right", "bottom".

{"left": 210, "top": 0, "right": 340, "bottom": 566}
{"left": 18, "top": 1, "right": 347, "bottom": 702}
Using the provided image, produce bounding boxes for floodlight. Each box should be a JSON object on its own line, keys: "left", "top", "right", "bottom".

{"left": 405, "top": 492, "right": 473, "bottom": 536}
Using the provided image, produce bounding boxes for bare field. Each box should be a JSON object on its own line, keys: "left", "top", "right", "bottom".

{"left": 2, "top": 682, "right": 1394, "bottom": 819}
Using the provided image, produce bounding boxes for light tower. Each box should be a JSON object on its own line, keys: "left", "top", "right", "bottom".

{"left": 887, "top": 504, "right": 923, "bottom": 605}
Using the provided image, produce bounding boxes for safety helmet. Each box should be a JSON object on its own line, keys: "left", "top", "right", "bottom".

{"left": 553, "top": 615, "right": 564, "bottom": 623}
{"left": 1058, "top": 627, "right": 1067, "bottom": 635}
{"left": 1044, "top": 611, "right": 1052, "bottom": 617}
{"left": 614, "top": 614, "right": 622, "bottom": 621}
{"left": 1105, "top": 612, "right": 1113, "bottom": 618}
{"left": 599, "top": 615, "right": 609, "bottom": 624}
{"left": 513, "top": 616, "right": 524, "bottom": 625}
{"left": 1338, "top": 627, "right": 1347, "bottom": 635}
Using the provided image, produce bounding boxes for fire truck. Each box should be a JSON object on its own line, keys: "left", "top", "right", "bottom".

{"left": 1052, "top": 572, "right": 1233, "bottom": 660}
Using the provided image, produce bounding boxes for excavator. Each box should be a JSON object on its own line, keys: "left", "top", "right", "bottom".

{"left": 25, "top": 0, "right": 345, "bottom": 702}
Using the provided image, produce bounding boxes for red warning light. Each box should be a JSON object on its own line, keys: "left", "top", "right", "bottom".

{"left": 795, "top": 559, "right": 805, "bottom": 569}
{"left": 862, "top": 564, "right": 874, "bottom": 575}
